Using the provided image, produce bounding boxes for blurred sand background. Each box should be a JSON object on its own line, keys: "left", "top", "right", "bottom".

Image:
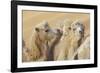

{"left": 22, "top": 10, "right": 90, "bottom": 50}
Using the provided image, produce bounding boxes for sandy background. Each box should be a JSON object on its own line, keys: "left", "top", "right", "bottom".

{"left": 22, "top": 10, "right": 90, "bottom": 50}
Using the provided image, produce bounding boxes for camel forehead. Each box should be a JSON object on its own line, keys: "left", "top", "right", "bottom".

{"left": 35, "top": 21, "right": 50, "bottom": 29}
{"left": 63, "top": 20, "right": 72, "bottom": 27}
{"left": 72, "top": 20, "right": 84, "bottom": 27}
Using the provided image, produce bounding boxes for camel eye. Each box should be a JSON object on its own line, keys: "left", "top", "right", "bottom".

{"left": 35, "top": 28, "right": 39, "bottom": 32}
{"left": 73, "top": 28, "right": 76, "bottom": 31}
{"left": 68, "top": 27, "right": 71, "bottom": 30}
{"left": 30, "top": 54, "right": 32, "bottom": 56}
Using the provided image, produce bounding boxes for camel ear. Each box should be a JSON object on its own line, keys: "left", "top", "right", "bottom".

{"left": 35, "top": 28, "right": 39, "bottom": 32}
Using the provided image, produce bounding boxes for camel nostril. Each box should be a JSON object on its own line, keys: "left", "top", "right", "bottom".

{"left": 45, "top": 29, "right": 49, "bottom": 32}
{"left": 57, "top": 29, "right": 60, "bottom": 32}
{"left": 79, "top": 30, "right": 82, "bottom": 34}
{"left": 57, "top": 29, "right": 60, "bottom": 31}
